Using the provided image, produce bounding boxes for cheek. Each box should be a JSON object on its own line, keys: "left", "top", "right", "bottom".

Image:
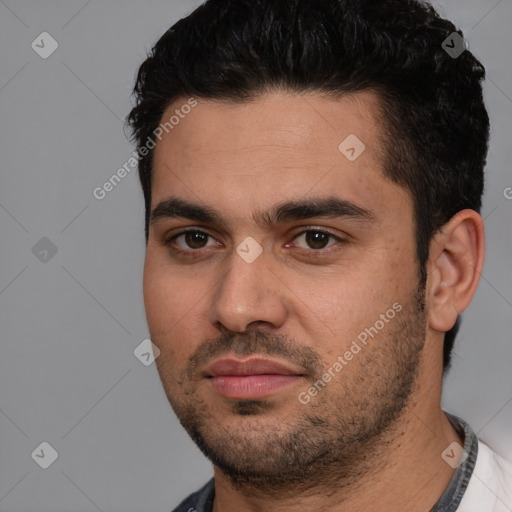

{"left": 143, "top": 265, "right": 173, "bottom": 331}
{"left": 143, "top": 255, "right": 188, "bottom": 344}
{"left": 301, "top": 257, "right": 411, "bottom": 347}
{"left": 143, "top": 253, "right": 209, "bottom": 367}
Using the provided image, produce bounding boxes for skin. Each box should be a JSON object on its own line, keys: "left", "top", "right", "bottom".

{"left": 143, "top": 90, "right": 485, "bottom": 512}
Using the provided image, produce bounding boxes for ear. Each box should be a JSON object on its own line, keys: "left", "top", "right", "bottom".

{"left": 426, "top": 209, "right": 485, "bottom": 333}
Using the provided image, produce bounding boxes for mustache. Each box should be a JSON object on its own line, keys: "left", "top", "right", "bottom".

{"left": 187, "top": 330, "right": 324, "bottom": 381}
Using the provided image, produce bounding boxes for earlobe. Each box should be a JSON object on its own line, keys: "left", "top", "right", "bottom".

{"left": 427, "top": 210, "right": 485, "bottom": 333}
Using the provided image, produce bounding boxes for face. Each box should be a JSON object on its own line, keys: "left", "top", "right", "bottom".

{"left": 144, "top": 91, "right": 428, "bottom": 489}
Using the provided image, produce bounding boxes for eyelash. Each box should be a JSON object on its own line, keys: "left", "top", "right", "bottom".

{"left": 163, "top": 227, "right": 347, "bottom": 259}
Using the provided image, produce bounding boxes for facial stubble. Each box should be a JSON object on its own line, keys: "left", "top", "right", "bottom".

{"left": 157, "top": 283, "right": 427, "bottom": 495}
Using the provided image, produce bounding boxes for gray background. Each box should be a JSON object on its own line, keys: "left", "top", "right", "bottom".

{"left": 0, "top": 1, "right": 510, "bottom": 511}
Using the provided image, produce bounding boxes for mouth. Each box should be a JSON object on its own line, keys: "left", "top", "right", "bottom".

{"left": 205, "top": 357, "right": 307, "bottom": 400}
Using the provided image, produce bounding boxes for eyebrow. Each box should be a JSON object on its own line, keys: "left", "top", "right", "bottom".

{"left": 150, "top": 196, "right": 375, "bottom": 229}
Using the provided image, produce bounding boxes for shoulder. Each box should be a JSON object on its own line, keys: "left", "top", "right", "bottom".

{"left": 171, "top": 478, "right": 215, "bottom": 512}
{"left": 458, "top": 439, "right": 512, "bottom": 512}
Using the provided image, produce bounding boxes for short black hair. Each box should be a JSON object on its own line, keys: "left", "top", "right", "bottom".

{"left": 127, "top": 0, "right": 490, "bottom": 373}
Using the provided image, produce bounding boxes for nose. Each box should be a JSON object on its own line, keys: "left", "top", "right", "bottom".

{"left": 209, "top": 244, "right": 289, "bottom": 333}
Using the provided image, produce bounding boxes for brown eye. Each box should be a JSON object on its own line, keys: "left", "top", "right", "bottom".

{"left": 168, "top": 230, "right": 217, "bottom": 250}
{"left": 304, "top": 231, "right": 331, "bottom": 249}
{"left": 183, "top": 231, "right": 209, "bottom": 249}
{"left": 292, "top": 229, "right": 341, "bottom": 250}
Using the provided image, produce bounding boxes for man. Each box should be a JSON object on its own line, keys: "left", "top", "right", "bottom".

{"left": 127, "top": 0, "right": 512, "bottom": 510}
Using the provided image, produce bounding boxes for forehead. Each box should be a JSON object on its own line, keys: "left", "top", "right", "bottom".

{"left": 153, "top": 89, "right": 384, "bottom": 165}
{"left": 150, "top": 90, "right": 409, "bottom": 226}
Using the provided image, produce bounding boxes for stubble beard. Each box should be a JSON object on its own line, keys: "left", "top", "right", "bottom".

{"left": 158, "top": 282, "right": 427, "bottom": 496}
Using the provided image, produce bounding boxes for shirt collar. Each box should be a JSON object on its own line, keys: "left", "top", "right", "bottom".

{"left": 430, "top": 412, "right": 479, "bottom": 512}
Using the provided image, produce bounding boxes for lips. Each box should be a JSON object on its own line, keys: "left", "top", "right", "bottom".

{"left": 207, "top": 358, "right": 302, "bottom": 377}
{"left": 205, "top": 357, "right": 305, "bottom": 399}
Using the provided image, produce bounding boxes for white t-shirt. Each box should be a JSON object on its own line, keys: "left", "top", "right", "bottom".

{"left": 457, "top": 439, "right": 512, "bottom": 511}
